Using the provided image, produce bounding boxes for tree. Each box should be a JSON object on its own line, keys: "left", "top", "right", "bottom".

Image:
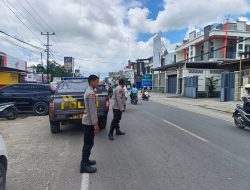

{"left": 207, "top": 77, "right": 219, "bottom": 97}
{"left": 31, "top": 61, "right": 72, "bottom": 82}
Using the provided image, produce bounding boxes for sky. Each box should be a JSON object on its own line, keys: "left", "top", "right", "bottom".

{"left": 0, "top": 0, "right": 250, "bottom": 77}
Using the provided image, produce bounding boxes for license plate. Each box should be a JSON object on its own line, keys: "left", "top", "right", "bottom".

{"left": 71, "top": 114, "right": 83, "bottom": 119}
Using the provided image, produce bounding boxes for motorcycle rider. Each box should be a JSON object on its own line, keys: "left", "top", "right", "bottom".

{"left": 242, "top": 84, "right": 250, "bottom": 112}
{"left": 130, "top": 84, "right": 138, "bottom": 100}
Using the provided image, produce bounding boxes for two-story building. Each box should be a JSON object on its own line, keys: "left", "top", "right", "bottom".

{"left": 153, "top": 19, "right": 250, "bottom": 98}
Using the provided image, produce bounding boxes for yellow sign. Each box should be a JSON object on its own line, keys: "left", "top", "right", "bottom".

{"left": 61, "top": 101, "right": 85, "bottom": 110}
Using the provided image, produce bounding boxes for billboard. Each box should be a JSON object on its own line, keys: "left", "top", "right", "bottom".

{"left": 142, "top": 74, "right": 152, "bottom": 88}
{"left": 64, "top": 57, "right": 73, "bottom": 72}
{"left": 153, "top": 33, "right": 162, "bottom": 68}
{"left": 124, "top": 70, "right": 135, "bottom": 84}
{"left": 6, "top": 54, "right": 27, "bottom": 71}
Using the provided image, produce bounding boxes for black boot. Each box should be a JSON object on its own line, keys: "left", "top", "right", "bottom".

{"left": 80, "top": 165, "right": 97, "bottom": 173}
{"left": 109, "top": 134, "right": 114, "bottom": 141}
{"left": 88, "top": 160, "right": 96, "bottom": 166}
{"left": 116, "top": 129, "right": 125, "bottom": 135}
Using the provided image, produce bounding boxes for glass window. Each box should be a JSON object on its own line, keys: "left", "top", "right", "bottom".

{"left": 56, "top": 81, "right": 88, "bottom": 94}
{"left": 239, "top": 44, "right": 243, "bottom": 50}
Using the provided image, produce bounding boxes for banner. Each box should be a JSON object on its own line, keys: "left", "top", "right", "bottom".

{"left": 153, "top": 33, "right": 162, "bottom": 68}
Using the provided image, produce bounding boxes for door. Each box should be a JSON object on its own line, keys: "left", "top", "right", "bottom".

{"left": 168, "top": 75, "right": 177, "bottom": 93}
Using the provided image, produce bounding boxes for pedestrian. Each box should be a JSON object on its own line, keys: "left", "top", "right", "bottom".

{"left": 109, "top": 78, "right": 126, "bottom": 141}
{"left": 80, "top": 75, "right": 100, "bottom": 173}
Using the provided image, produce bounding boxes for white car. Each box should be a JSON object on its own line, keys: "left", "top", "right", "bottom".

{"left": 0, "top": 134, "right": 7, "bottom": 190}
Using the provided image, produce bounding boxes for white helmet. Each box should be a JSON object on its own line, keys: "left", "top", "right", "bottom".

{"left": 244, "top": 84, "right": 250, "bottom": 89}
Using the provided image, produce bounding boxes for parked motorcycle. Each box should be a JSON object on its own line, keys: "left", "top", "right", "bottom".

{"left": 131, "top": 94, "right": 138, "bottom": 105}
{"left": 0, "top": 102, "right": 18, "bottom": 120}
{"left": 233, "top": 104, "right": 250, "bottom": 129}
{"left": 142, "top": 91, "right": 150, "bottom": 101}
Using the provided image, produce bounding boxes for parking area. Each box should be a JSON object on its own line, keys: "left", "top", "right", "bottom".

{"left": 0, "top": 114, "right": 84, "bottom": 190}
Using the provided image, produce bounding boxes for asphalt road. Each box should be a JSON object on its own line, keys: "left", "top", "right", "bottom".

{"left": 1, "top": 98, "right": 250, "bottom": 190}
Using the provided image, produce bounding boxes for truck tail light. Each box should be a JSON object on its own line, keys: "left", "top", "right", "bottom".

{"left": 49, "top": 100, "right": 55, "bottom": 112}
{"left": 105, "top": 97, "right": 109, "bottom": 111}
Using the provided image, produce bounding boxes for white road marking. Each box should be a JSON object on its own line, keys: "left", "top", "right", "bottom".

{"left": 162, "top": 119, "right": 208, "bottom": 143}
{"left": 81, "top": 174, "right": 89, "bottom": 190}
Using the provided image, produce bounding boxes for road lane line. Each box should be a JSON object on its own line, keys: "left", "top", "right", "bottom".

{"left": 162, "top": 119, "right": 208, "bottom": 143}
{"left": 81, "top": 174, "right": 89, "bottom": 190}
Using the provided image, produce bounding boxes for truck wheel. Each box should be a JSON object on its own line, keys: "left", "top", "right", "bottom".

{"left": 0, "top": 162, "right": 6, "bottom": 190}
{"left": 99, "top": 116, "right": 107, "bottom": 130}
{"left": 50, "top": 121, "right": 60, "bottom": 133}
{"left": 33, "top": 102, "right": 49, "bottom": 116}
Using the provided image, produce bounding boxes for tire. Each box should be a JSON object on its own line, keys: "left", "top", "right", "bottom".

{"left": 234, "top": 113, "right": 245, "bottom": 129}
{"left": 99, "top": 116, "right": 107, "bottom": 129}
{"left": 0, "top": 162, "right": 6, "bottom": 190}
{"left": 5, "top": 107, "right": 18, "bottom": 120}
{"left": 50, "top": 121, "right": 60, "bottom": 133}
{"left": 33, "top": 102, "right": 49, "bottom": 116}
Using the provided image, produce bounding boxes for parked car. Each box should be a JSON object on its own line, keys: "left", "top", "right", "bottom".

{"left": 49, "top": 79, "right": 110, "bottom": 133}
{"left": 0, "top": 134, "right": 7, "bottom": 190}
{"left": 0, "top": 83, "right": 52, "bottom": 116}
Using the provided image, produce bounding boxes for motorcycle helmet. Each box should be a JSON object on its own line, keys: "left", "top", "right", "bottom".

{"left": 245, "top": 84, "right": 250, "bottom": 93}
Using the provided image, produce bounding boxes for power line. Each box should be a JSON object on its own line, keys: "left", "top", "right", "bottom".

{"left": 14, "top": 0, "right": 48, "bottom": 32}
{"left": 2, "top": 0, "right": 45, "bottom": 46}
{"left": 23, "top": 0, "right": 54, "bottom": 32}
{"left": 0, "top": 30, "right": 44, "bottom": 50}
{"left": 0, "top": 36, "right": 41, "bottom": 54}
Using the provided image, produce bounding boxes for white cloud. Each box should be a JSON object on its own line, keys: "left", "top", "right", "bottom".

{"left": 0, "top": 0, "right": 250, "bottom": 76}
{"left": 127, "top": 0, "right": 250, "bottom": 33}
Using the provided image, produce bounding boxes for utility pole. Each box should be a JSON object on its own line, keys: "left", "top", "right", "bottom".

{"left": 41, "top": 32, "right": 55, "bottom": 83}
{"left": 41, "top": 52, "right": 44, "bottom": 83}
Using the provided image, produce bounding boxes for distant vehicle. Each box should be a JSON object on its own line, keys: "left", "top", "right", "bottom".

{"left": 0, "top": 102, "right": 18, "bottom": 120}
{"left": 0, "top": 134, "right": 7, "bottom": 190}
{"left": 131, "top": 94, "right": 138, "bottom": 105}
{"left": 233, "top": 104, "right": 250, "bottom": 129}
{"left": 49, "top": 78, "right": 110, "bottom": 133}
{"left": 0, "top": 83, "right": 52, "bottom": 116}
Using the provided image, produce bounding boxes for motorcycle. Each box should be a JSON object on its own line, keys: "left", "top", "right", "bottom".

{"left": 142, "top": 91, "right": 150, "bottom": 101}
{"left": 131, "top": 93, "right": 138, "bottom": 105}
{"left": 233, "top": 104, "right": 250, "bottom": 129}
{"left": 0, "top": 102, "right": 18, "bottom": 120}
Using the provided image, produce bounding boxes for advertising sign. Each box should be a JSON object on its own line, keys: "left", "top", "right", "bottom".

{"left": 142, "top": 74, "right": 152, "bottom": 88}
{"left": 64, "top": 57, "right": 73, "bottom": 72}
{"left": 6, "top": 54, "right": 27, "bottom": 71}
{"left": 124, "top": 70, "right": 135, "bottom": 84}
{"left": 153, "top": 33, "right": 162, "bottom": 69}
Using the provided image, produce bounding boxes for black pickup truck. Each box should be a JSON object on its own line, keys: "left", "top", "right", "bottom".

{"left": 49, "top": 78, "right": 109, "bottom": 133}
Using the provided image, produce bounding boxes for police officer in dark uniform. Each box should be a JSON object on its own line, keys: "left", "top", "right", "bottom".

{"left": 109, "top": 78, "right": 126, "bottom": 141}
{"left": 80, "top": 75, "right": 100, "bottom": 173}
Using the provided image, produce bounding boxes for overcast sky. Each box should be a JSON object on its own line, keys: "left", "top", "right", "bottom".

{"left": 0, "top": 0, "right": 250, "bottom": 77}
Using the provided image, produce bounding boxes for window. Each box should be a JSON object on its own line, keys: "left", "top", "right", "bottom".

{"left": 239, "top": 44, "right": 243, "bottom": 50}
{"left": 238, "top": 37, "right": 244, "bottom": 42}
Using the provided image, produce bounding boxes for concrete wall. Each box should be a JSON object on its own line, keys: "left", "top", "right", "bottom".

{"left": 183, "top": 69, "right": 222, "bottom": 92}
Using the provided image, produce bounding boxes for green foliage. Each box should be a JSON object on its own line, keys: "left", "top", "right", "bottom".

{"left": 32, "top": 61, "right": 72, "bottom": 81}
{"left": 207, "top": 77, "right": 219, "bottom": 93}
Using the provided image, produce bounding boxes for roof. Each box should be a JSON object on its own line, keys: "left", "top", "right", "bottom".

{"left": 153, "top": 58, "right": 250, "bottom": 72}
{"left": 0, "top": 66, "right": 26, "bottom": 73}
{"left": 153, "top": 62, "right": 185, "bottom": 71}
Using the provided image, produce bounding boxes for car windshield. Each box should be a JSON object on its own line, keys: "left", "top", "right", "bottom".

{"left": 56, "top": 81, "right": 88, "bottom": 94}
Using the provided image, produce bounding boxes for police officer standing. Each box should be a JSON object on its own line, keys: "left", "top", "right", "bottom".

{"left": 109, "top": 78, "right": 126, "bottom": 141}
{"left": 80, "top": 75, "right": 100, "bottom": 173}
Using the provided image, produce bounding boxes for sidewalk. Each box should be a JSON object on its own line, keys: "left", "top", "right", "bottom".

{"left": 149, "top": 92, "right": 241, "bottom": 114}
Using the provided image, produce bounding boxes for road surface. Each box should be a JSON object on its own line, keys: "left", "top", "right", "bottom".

{"left": 1, "top": 98, "right": 250, "bottom": 190}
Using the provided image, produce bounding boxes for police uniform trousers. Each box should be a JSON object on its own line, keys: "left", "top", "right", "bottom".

{"left": 109, "top": 109, "right": 122, "bottom": 134}
{"left": 81, "top": 124, "right": 94, "bottom": 166}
